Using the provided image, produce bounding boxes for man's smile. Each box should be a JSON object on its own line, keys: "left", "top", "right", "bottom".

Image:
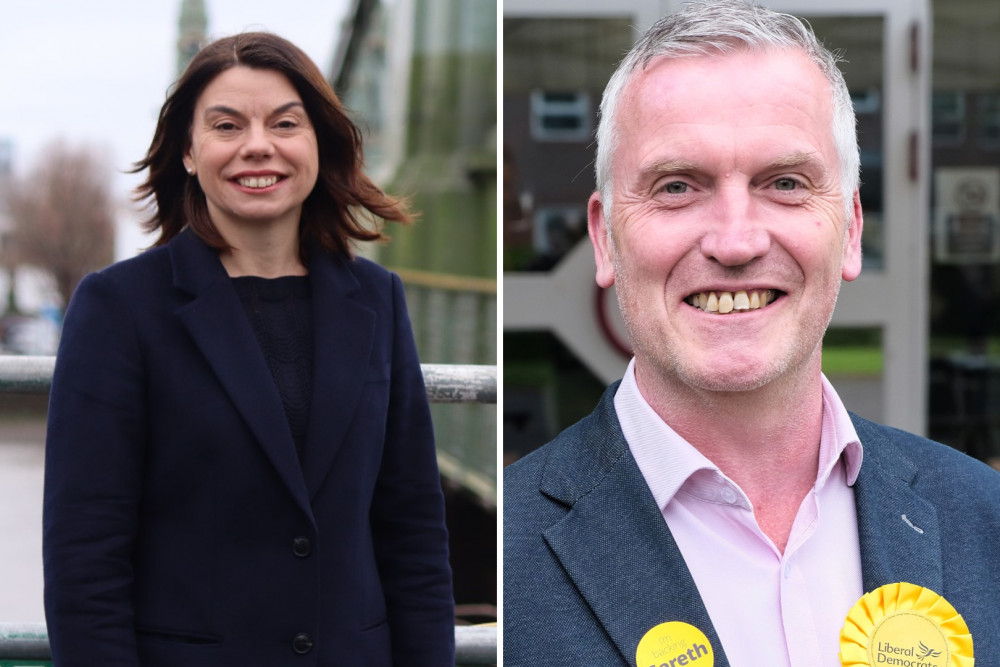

{"left": 684, "top": 289, "right": 783, "bottom": 314}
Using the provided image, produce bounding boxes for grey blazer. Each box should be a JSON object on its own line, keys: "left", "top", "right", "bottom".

{"left": 503, "top": 382, "right": 1000, "bottom": 666}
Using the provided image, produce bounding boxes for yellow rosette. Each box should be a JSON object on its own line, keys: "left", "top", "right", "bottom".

{"left": 840, "top": 582, "right": 973, "bottom": 666}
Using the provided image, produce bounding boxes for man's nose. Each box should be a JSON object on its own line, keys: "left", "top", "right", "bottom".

{"left": 699, "top": 187, "right": 771, "bottom": 266}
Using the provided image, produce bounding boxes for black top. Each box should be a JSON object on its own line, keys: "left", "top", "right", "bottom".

{"left": 232, "top": 275, "right": 314, "bottom": 458}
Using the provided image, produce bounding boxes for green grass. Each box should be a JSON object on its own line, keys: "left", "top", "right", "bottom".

{"left": 821, "top": 345, "right": 883, "bottom": 376}
{"left": 821, "top": 327, "right": 883, "bottom": 376}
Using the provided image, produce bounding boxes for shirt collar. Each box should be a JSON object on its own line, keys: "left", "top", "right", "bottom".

{"left": 819, "top": 374, "right": 864, "bottom": 486}
{"left": 614, "top": 359, "right": 864, "bottom": 512}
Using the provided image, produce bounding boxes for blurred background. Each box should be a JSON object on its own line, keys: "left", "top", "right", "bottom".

{"left": 0, "top": 0, "right": 496, "bottom": 628}
{"left": 504, "top": 0, "right": 1000, "bottom": 473}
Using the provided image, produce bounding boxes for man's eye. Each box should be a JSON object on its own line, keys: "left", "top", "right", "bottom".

{"left": 774, "top": 178, "right": 798, "bottom": 191}
{"left": 661, "top": 181, "right": 688, "bottom": 194}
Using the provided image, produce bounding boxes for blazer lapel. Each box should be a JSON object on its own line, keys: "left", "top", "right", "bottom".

{"left": 851, "top": 415, "right": 943, "bottom": 593}
{"left": 540, "top": 386, "right": 731, "bottom": 667}
{"left": 169, "top": 231, "right": 312, "bottom": 519}
{"left": 298, "top": 249, "right": 377, "bottom": 499}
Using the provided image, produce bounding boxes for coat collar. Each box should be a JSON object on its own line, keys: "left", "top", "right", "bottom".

{"left": 538, "top": 384, "right": 945, "bottom": 666}
{"left": 167, "top": 229, "right": 377, "bottom": 516}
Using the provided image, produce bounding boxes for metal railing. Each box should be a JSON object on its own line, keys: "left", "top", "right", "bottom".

{"left": 0, "top": 356, "right": 498, "bottom": 666}
{"left": 400, "top": 271, "right": 498, "bottom": 508}
{"left": 0, "top": 623, "right": 497, "bottom": 665}
{"left": 0, "top": 356, "right": 497, "bottom": 404}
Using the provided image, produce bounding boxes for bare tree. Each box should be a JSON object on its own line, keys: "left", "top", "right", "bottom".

{"left": 6, "top": 141, "right": 115, "bottom": 308}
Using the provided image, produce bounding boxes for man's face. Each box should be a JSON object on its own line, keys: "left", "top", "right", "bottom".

{"left": 589, "top": 49, "right": 863, "bottom": 398}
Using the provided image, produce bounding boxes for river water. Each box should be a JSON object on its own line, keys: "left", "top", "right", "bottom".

{"left": 0, "top": 419, "right": 46, "bottom": 624}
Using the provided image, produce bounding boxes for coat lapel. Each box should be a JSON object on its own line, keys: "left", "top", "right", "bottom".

{"left": 168, "top": 231, "right": 312, "bottom": 519}
{"left": 298, "top": 248, "right": 376, "bottom": 499}
{"left": 540, "top": 385, "right": 731, "bottom": 667}
{"left": 851, "top": 415, "right": 943, "bottom": 593}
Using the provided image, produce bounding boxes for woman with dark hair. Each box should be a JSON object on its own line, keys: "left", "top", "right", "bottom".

{"left": 43, "top": 32, "right": 454, "bottom": 666}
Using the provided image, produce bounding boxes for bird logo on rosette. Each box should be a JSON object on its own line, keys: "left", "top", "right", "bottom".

{"left": 916, "top": 641, "right": 942, "bottom": 660}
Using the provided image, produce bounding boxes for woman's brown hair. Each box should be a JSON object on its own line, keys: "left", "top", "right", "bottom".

{"left": 133, "top": 31, "right": 410, "bottom": 259}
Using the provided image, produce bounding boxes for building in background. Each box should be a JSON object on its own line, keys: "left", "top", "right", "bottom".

{"left": 176, "top": 0, "right": 208, "bottom": 77}
{"left": 114, "top": 0, "right": 207, "bottom": 263}
{"left": 333, "top": 0, "right": 497, "bottom": 621}
{"left": 505, "top": 0, "right": 1000, "bottom": 470}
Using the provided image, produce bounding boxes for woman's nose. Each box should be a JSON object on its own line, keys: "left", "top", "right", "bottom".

{"left": 239, "top": 124, "right": 274, "bottom": 159}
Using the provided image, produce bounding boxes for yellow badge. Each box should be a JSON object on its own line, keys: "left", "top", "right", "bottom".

{"left": 839, "top": 582, "right": 973, "bottom": 666}
{"left": 636, "top": 621, "right": 714, "bottom": 667}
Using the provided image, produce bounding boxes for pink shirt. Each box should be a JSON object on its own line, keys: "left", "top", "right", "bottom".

{"left": 615, "top": 360, "right": 864, "bottom": 667}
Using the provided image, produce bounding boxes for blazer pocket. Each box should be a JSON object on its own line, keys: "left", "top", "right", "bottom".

{"left": 365, "top": 360, "right": 391, "bottom": 384}
{"left": 136, "top": 626, "right": 223, "bottom": 646}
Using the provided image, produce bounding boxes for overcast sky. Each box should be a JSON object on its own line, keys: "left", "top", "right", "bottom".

{"left": 0, "top": 0, "right": 351, "bottom": 253}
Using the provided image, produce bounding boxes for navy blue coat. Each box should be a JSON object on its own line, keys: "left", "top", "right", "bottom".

{"left": 504, "top": 383, "right": 1000, "bottom": 666}
{"left": 43, "top": 229, "right": 454, "bottom": 666}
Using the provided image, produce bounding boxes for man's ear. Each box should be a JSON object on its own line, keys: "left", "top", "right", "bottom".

{"left": 842, "top": 190, "right": 864, "bottom": 282}
{"left": 588, "top": 192, "right": 616, "bottom": 288}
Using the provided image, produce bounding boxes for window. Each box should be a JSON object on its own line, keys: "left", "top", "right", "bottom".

{"left": 932, "top": 92, "right": 966, "bottom": 146}
{"left": 530, "top": 90, "right": 591, "bottom": 142}
{"left": 851, "top": 88, "right": 881, "bottom": 115}
{"left": 530, "top": 205, "right": 587, "bottom": 268}
{"left": 978, "top": 93, "right": 1000, "bottom": 147}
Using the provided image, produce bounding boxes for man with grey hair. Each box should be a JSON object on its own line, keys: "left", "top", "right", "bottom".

{"left": 504, "top": 2, "right": 1000, "bottom": 666}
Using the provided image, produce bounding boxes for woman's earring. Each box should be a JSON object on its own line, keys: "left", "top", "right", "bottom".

{"left": 186, "top": 165, "right": 196, "bottom": 176}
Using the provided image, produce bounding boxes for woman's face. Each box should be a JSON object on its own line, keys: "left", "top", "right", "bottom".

{"left": 183, "top": 66, "right": 319, "bottom": 239}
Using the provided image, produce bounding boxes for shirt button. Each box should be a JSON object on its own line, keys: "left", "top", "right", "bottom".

{"left": 292, "top": 633, "right": 313, "bottom": 654}
{"left": 292, "top": 536, "right": 312, "bottom": 558}
{"left": 720, "top": 487, "right": 737, "bottom": 504}
{"left": 783, "top": 563, "right": 793, "bottom": 579}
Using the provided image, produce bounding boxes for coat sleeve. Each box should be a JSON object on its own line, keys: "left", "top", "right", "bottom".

{"left": 369, "top": 273, "right": 455, "bottom": 665}
{"left": 43, "top": 271, "right": 146, "bottom": 666}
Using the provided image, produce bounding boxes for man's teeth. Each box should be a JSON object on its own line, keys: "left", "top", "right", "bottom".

{"left": 689, "top": 290, "right": 775, "bottom": 314}
{"left": 237, "top": 175, "right": 279, "bottom": 188}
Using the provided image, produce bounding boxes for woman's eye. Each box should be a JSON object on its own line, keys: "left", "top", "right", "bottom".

{"left": 774, "top": 178, "right": 798, "bottom": 191}
{"left": 661, "top": 181, "right": 688, "bottom": 194}
{"left": 214, "top": 122, "right": 238, "bottom": 132}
